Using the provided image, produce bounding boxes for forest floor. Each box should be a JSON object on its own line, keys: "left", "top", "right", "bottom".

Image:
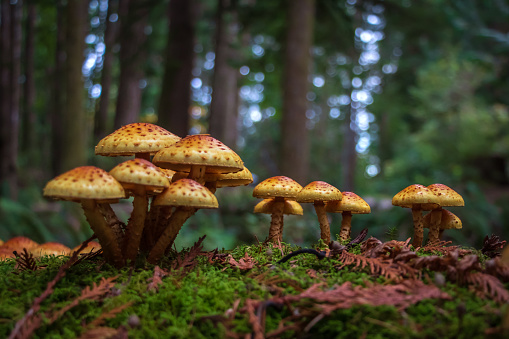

{"left": 1, "top": 232, "right": 508, "bottom": 339}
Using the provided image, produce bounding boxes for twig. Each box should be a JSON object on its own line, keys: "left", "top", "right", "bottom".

{"left": 277, "top": 249, "right": 326, "bottom": 264}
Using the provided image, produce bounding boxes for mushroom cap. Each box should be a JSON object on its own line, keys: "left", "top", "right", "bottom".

{"left": 43, "top": 166, "right": 126, "bottom": 203}
{"left": 153, "top": 179, "right": 218, "bottom": 209}
{"left": 3, "top": 236, "right": 39, "bottom": 251}
{"left": 72, "top": 241, "right": 102, "bottom": 254}
{"left": 325, "top": 192, "right": 371, "bottom": 214}
{"left": 252, "top": 176, "right": 303, "bottom": 199}
{"left": 0, "top": 246, "right": 15, "bottom": 260}
{"left": 296, "top": 181, "right": 342, "bottom": 203}
{"left": 423, "top": 209, "right": 462, "bottom": 230}
{"left": 159, "top": 168, "right": 177, "bottom": 182}
{"left": 152, "top": 134, "right": 244, "bottom": 174}
{"left": 254, "top": 198, "right": 304, "bottom": 215}
{"left": 109, "top": 159, "right": 170, "bottom": 194}
{"left": 426, "top": 184, "right": 464, "bottom": 209}
{"left": 392, "top": 184, "right": 439, "bottom": 209}
{"left": 204, "top": 166, "right": 254, "bottom": 188}
{"left": 95, "top": 123, "right": 181, "bottom": 156}
{"left": 31, "top": 242, "right": 71, "bottom": 257}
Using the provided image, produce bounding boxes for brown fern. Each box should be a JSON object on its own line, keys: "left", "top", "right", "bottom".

{"left": 14, "top": 248, "right": 46, "bottom": 272}
{"left": 465, "top": 272, "right": 509, "bottom": 304}
{"left": 86, "top": 302, "right": 134, "bottom": 328}
{"left": 147, "top": 266, "right": 169, "bottom": 292}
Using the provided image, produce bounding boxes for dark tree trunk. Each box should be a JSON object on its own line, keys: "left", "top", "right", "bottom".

{"left": 61, "top": 0, "right": 87, "bottom": 172}
{"left": 157, "top": 0, "right": 196, "bottom": 137}
{"left": 209, "top": 0, "right": 239, "bottom": 149}
{"left": 95, "top": 0, "right": 119, "bottom": 142}
{"left": 22, "top": 1, "right": 36, "bottom": 155}
{"left": 280, "top": 0, "right": 315, "bottom": 184}
{"left": 114, "top": 0, "right": 150, "bottom": 130}
{"left": 341, "top": 106, "right": 357, "bottom": 191}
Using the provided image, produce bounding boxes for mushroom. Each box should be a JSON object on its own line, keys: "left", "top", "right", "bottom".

{"left": 423, "top": 209, "right": 462, "bottom": 241}
{"left": 254, "top": 198, "right": 303, "bottom": 216}
{"left": 72, "top": 241, "right": 102, "bottom": 255}
{"left": 325, "top": 192, "right": 371, "bottom": 241}
{"left": 95, "top": 122, "right": 181, "bottom": 161}
{"left": 252, "top": 176, "right": 303, "bottom": 243}
{"left": 43, "top": 166, "right": 126, "bottom": 267}
{"left": 31, "top": 242, "right": 72, "bottom": 257}
{"left": 2, "top": 236, "right": 39, "bottom": 253}
{"left": 109, "top": 159, "right": 170, "bottom": 263}
{"left": 147, "top": 179, "right": 218, "bottom": 264}
{"left": 152, "top": 134, "right": 244, "bottom": 185}
{"left": 296, "top": 181, "right": 343, "bottom": 244}
{"left": 392, "top": 184, "right": 439, "bottom": 248}
{"left": 203, "top": 166, "right": 254, "bottom": 193}
{"left": 425, "top": 184, "right": 464, "bottom": 244}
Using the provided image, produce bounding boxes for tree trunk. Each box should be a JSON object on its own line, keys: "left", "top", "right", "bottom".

{"left": 209, "top": 0, "right": 239, "bottom": 149}
{"left": 341, "top": 106, "right": 357, "bottom": 191}
{"left": 61, "top": 0, "right": 87, "bottom": 172}
{"left": 114, "top": 0, "right": 150, "bottom": 130}
{"left": 22, "top": 1, "right": 36, "bottom": 156}
{"left": 157, "top": 0, "right": 196, "bottom": 137}
{"left": 94, "top": 0, "right": 119, "bottom": 142}
{"left": 280, "top": 0, "right": 315, "bottom": 184}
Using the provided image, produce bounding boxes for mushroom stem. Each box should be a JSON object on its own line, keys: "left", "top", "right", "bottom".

{"left": 427, "top": 208, "right": 443, "bottom": 244}
{"left": 97, "top": 203, "right": 125, "bottom": 246}
{"left": 188, "top": 165, "right": 206, "bottom": 185}
{"left": 268, "top": 197, "right": 285, "bottom": 243}
{"left": 411, "top": 205, "right": 424, "bottom": 248}
{"left": 123, "top": 188, "right": 149, "bottom": 263}
{"left": 205, "top": 181, "right": 217, "bottom": 194}
{"left": 147, "top": 206, "right": 196, "bottom": 264}
{"left": 314, "top": 202, "right": 331, "bottom": 244}
{"left": 339, "top": 211, "right": 353, "bottom": 241}
{"left": 135, "top": 153, "right": 151, "bottom": 161}
{"left": 81, "top": 199, "right": 124, "bottom": 267}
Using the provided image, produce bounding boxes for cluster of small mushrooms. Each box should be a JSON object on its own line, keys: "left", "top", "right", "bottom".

{"left": 1, "top": 123, "right": 465, "bottom": 266}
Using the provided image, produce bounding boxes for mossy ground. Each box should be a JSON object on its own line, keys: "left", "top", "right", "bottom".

{"left": 0, "top": 240, "right": 506, "bottom": 338}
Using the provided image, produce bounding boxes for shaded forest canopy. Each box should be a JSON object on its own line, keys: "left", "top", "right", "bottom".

{"left": 0, "top": 0, "right": 508, "bottom": 248}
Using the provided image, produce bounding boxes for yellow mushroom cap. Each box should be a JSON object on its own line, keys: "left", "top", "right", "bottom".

{"left": 325, "top": 192, "right": 371, "bottom": 214}
{"left": 204, "top": 166, "right": 254, "bottom": 188}
{"left": 423, "top": 209, "right": 462, "bottom": 230}
{"left": 31, "top": 242, "right": 72, "bottom": 257}
{"left": 153, "top": 179, "right": 218, "bottom": 209}
{"left": 95, "top": 123, "right": 181, "bottom": 156}
{"left": 296, "top": 181, "right": 342, "bottom": 203}
{"left": 392, "top": 184, "right": 439, "bottom": 209}
{"left": 254, "top": 198, "right": 304, "bottom": 215}
{"left": 426, "top": 184, "right": 464, "bottom": 208}
{"left": 252, "top": 176, "right": 303, "bottom": 199}
{"left": 153, "top": 134, "right": 244, "bottom": 174}
{"left": 3, "top": 236, "right": 39, "bottom": 251}
{"left": 43, "top": 166, "right": 126, "bottom": 203}
{"left": 109, "top": 159, "right": 170, "bottom": 194}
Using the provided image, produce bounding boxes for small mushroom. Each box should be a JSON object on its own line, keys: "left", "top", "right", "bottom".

{"left": 2, "top": 236, "right": 39, "bottom": 253}
{"left": 392, "top": 184, "right": 439, "bottom": 248}
{"left": 254, "top": 198, "right": 304, "bottom": 216}
{"left": 43, "top": 166, "right": 126, "bottom": 267}
{"left": 252, "top": 176, "right": 303, "bottom": 243}
{"left": 296, "top": 181, "right": 343, "bottom": 244}
{"left": 31, "top": 242, "right": 71, "bottom": 257}
{"left": 72, "top": 241, "right": 102, "bottom": 255}
{"left": 203, "top": 166, "right": 254, "bottom": 193}
{"left": 325, "top": 192, "right": 370, "bottom": 241}
{"left": 423, "top": 209, "right": 462, "bottom": 241}
{"left": 425, "top": 184, "right": 464, "bottom": 244}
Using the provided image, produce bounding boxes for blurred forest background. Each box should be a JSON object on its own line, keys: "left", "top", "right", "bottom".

{"left": 0, "top": 0, "right": 508, "bottom": 250}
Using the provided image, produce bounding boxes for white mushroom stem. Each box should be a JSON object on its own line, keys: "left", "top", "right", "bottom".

{"left": 268, "top": 197, "right": 285, "bottom": 243}
{"left": 188, "top": 165, "right": 206, "bottom": 185}
{"left": 123, "top": 187, "right": 149, "bottom": 263}
{"left": 339, "top": 211, "right": 353, "bottom": 241}
{"left": 147, "top": 206, "right": 196, "bottom": 264}
{"left": 411, "top": 204, "right": 424, "bottom": 248}
{"left": 427, "top": 208, "right": 443, "bottom": 244}
{"left": 81, "top": 199, "right": 124, "bottom": 267}
{"left": 314, "top": 201, "right": 331, "bottom": 244}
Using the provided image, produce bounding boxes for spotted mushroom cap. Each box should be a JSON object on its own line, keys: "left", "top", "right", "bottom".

{"left": 109, "top": 159, "right": 170, "bottom": 194}
{"left": 153, "top": 179, "right": 218, "bottom": 209}
{"left": 392, "top": 184, "right": 439, "bottom": 210}
{"left": 325, "top": 192, "right": 371, "bottom": 214}
{"left": 95, "top": 123, "right": 181, "bottom": 157}
{"left": 204, "top": 166, "right": 254, "bottom": 188}
{"left": 426, "top": 184, "right": 464, "bottom": 208}
{"left": 152, "top": 134, "right": 244, "bottom": 174}
{"left": 423, "top": 209, "right": 462, "bottom": 230}
{"left": 254, "top": 198, "right": 303, "bottom": 215}
{"left": 296, "top": 181, "right": 342, "bottom": 203}
{"left": 43, "top": 166, "right": 126, "bottom": 203}
{"left": 31, "top": 242, "right": 72, "bottom": 257}
{"left": 252, "top": 176, "right": 303, "bottom": 199}
{"left": 3, "top": 236, "right": 39, "bottom": 251}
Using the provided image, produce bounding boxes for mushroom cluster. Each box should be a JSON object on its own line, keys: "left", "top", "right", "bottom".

{"left": 43, "top": 123, "right": 252, "bottom": 267}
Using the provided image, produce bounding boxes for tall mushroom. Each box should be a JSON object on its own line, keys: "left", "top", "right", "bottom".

{"left": 147, "top": 179, "right": 218, "bottom": 264}
{"left": 425, "top": 184, "right": 464, "bottom": 244}
{"left": 252, "top": 176, "right": 303, "bottom": 243}
{"left": 423, "top": 209, "right": 462, "bottom": 240}
{"left": 296, "top": 181, "right": 343, "bottom": 244}
{"left": 392, "top": 184, "right": 439, "bottom": 248}
{"left": 325, "top": 192, "right": 371, "bottom": 241}
{"left": 109, "top": 159, "right": 170, "bottom": 263}
{"left": 43, "top": 166, "right": 126, "bottom": 267}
